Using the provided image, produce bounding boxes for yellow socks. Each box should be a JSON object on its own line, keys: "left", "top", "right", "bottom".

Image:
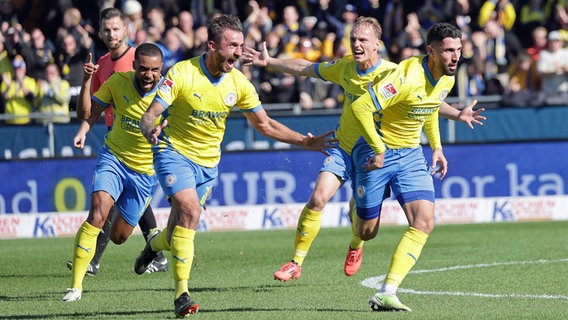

{"left": 349, "top": 206, "right": 364, "bottom": 250}
{"left": 150, "top": 227, "right": 170, "bottom": 251}
{"left": 71, "top": 221, "right": 100, "bottom": 290}
{"left": 383, "top": 227, "right": 429, "bottom": 293}
{"left": 171, "top": 225, "right": 195, "bottom": 299}
{"left": 292, "top": 207, "right": 322, "bottom": 266}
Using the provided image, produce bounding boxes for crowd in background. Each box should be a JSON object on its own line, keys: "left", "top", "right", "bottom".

{"left": 0, "top": 0, "right": 567, "bottom": 125}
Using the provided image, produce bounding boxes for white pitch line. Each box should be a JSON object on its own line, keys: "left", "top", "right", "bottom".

{"left": 361, "top": 258, "right": 568, "bottom": 300}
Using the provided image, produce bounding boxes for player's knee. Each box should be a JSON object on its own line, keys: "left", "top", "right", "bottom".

{"left": 411, "top": 219, "right": 435, "bottom": 235}
{"left": 307, "top": 193, "right": 329, "bottom": 211}
{"left": 110, "top": 233, "right": 128, "bottom": 245}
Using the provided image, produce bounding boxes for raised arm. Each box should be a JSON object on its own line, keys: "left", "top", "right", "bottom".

{"left": 242, "top": 108, "right": 336, "bottom": 155}
{"left": 76, "top": 53, "right": 99, "bottom": 120}
{"left": 242, "top": 41, "right": 318, "bottom": 78}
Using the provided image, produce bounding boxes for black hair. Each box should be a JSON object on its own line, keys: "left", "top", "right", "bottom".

{"left": 135, "top": 42, "right": 163, "bottom": 60}
{"left": 426, "top": 23, "right": 461, "bottom": 46}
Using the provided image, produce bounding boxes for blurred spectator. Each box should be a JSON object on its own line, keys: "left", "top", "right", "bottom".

{"left": 37, "top": 63, "right": 70, "bottom": 124}
{"left": 0, "top": 32, "right": 13, "bottom": 77}
{"left": 27, "top": 28, "right": 56, "bottom": 80}
{"left": 358, "top": 0, "right": 386, "bottom": 22}
{"left": 258, "top": 54, "right": 299, "bottom": 104}
{"left": 1, "top": 55, "right": 41, "bottom": 125}
{"left": 155, "top": 28, "right": 188, "bottom": 74}
{"left": 4, "top": 25, "right": 34, "bottom": 63}
{"left": 536, "top": 30, "right": 568, "bottom": 105}
{"left": 416, "top": 0, "right": 446, "bottom": 30}
{"left": 502, "top": 51, "right": 541, "bottom": 107}
{"left": 527, "top": 26, "right": 549, "bottom": 61}
{"left": 381, "top": 0, "right": 406, "bottom": 56}
{"left": 273, "top": 5, "right": 302, "bottom": 45}
{"left": 339, "top": 4, "right": 359, "bottom": 56}
{"left": 0, "top": 0, "right": 19, "bottom": 27}
{"left": 478, "top": 0, "right": 516, "bottom": 32}
{"left": 191, "top": 25, "right": 208, "bottom": 57}
{"left": 517, "top": 0, "right": 552, "bottom": 47}
{"left": 123, "top": 0, "right": 144, "bottom": 44}
{"left": 55, "top": 31, "right": 91, "bottom": 111}
{"left": 456, "top": 58, "right": 486, "bottom": 99}
{"left": 298, "top": 76, "right": 343, "bottom": 110}
{"left": 133, "top": 28, "right": 149, "bottom": 47}
{"left": 308, "top": 0, "right": 344, "bottom": 49}
{"left": 243, "top": 1, "right": 273, "bottom": 50}
{"left": 472, "top": 18, "right": 522, "bottom": 87}
{"left": 145, "top": 7, "right": 167, "bottom": 42}
{"left": 171, "top": 11, "right": 196, "bottom": 53}
{"left": 393, "top": 13, "right": 427, "bottom": 60}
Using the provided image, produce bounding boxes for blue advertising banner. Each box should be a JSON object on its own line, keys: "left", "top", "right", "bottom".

{"left": 0, "top": 141, "right": 566, "bottom": 214}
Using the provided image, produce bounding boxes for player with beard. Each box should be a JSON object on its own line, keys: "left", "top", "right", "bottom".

{"left": 133, "top": 15, "right": 336, "bottom": 317}
{"left": 349, "top": 22, "right": 463, "bottom": 312}
{"left": 242, "top": 17, "right": 485, "bottom": 282}
{"left": 68, "top": 7, "right": 167, "bottom": 277}
{"left": 63, "top": 43, "right": 165, "bottom": 302}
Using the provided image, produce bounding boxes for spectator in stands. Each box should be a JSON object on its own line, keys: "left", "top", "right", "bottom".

{"left": 155, "top": 28, "right": 188, "bottom": 74}
{"left": 3, "top": 25, "right": 33, "bottom": 63}
{"left": 145, "top": 7, "right": 167, "bottom": 42}
{"left": 536, "top": 30, "right": 568, "bottom": 105}
{"left": 122, "top": 0, "right": 144, "bottom": 45}
{"left": 0, "top": 31, "right": 14, "bottom": 77}
{"left": 527, "top": 26, "right": 549, "bottom": 61}
{"left": 28, "top": 28, "right": 56, "bottom": 80}
{"left": 1, "top": 55, "right": 41, "bottom": 125}
{"left": 55, "top": 31, "right": 92, "bottom": 111}
{"left": 502, "top": 51, "right": 541, "bottom": 107}
{"left": 472, "top": 18, "right": 522, "bottom": 89}
{"left": 37, "top": 63, "right": 70, "bottom": 124}
{"left": 339, "top": 4, "right": 359, "bottom": 56}
{"left": 298, "top": 76, "right": 343, "bottom": 110}
{"left": 393, "top": 13, "right": 427, "bottom": 59}
{"left": 381, "top": 0, "right": 407, "bottom": 57}
{"left": 478, "top": 0, "right": 516, "bottom": 32}
{"left": 416, "top": 0, "right": 446, "bottom": 30}
{"left": 170, "top": 11, "right": 197, "bottom": 54}
{"left": 273, "top": 5, "right": 302, "bottom": 45}
{"left": 517, "top": 0, "right": 552, "bottom": 48}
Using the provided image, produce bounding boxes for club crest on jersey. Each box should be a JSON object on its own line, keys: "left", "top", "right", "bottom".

{"left": 378, "top": 82, "right": 398, "bottom": 100}
{"left": 165, "top": 174, "right": 177, "bottom": 187}
{"left": 439, "top": 90, "right": 449, "bottom": 101}
{"left": 357, "top": 185, "right": 366, "bottom": 199}
{"left": 225, "top": 92, "right": 237, "bottom": 106}
{"left": 159, "top": 78, "right": 174, "bottom": 93}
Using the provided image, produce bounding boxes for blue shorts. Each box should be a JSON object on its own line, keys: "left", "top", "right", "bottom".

{"left": 319, "top": 147, "right": 354, "bottom": 183}
{"left": 92, "top": 148, "right": 157, "bottom": 227}
{"left": 154, "top": 149, "right": 217, "bottom": 206}
{"left": 352, "top": 144, "right": 435, "bottom": 220}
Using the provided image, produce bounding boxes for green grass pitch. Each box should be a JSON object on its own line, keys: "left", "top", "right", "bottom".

{"left": 1, "top": 220, "right": 567, "bottom": 319}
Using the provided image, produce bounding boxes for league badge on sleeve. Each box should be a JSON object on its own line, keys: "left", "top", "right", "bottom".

{"left": 378, "top": 82, "right": 398, "bottom": 100}
{"left": 159, "top": 78, "right": 174, "bottom": 94}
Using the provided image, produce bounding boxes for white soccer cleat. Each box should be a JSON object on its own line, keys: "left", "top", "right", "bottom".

{"left": 62, "top": 288, "right": 82, "bottom": 302}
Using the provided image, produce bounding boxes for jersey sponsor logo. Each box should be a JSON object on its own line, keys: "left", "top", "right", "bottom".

{"left": 439, "top": 89, "right": 449, "bottom": 101}
{"left": 159, "top": 78, "right": 174, "bottom": 93}
{"left": 224, "top": 92, "right": 237, "bottom": 106}
{"left": 378, "top": 82, "right": 398, "bottom": 100}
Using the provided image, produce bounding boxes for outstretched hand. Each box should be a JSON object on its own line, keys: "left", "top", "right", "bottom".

{"left": 302, "top": 130, "right": 338, "bottom": 156}
{"left": 458, "top": 100, "right": 486, "bottom": 129}
{"left": 145, "top": 119, "right": 168, "bottom": 145}
{"left": 242, "top": 41, "right": 270, "bottom": 67}
{"left": 430, "top": 148, "right": 448, "bottom": 179}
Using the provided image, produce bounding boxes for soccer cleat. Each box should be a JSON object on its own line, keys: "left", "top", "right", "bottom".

{"left": 145, "top": 256, "right": 168, "bottom": 273}
{"left": 344, "top": 246, "right": 363, "bottom": 276}
{"left": 174, "top": 292, "right": 199, "bottom": 318}
{"left": 66, "top": 260, "right": 99, "bottom": 277}
{"left": 274, "top": 261, "right": 302, "bottom": 282}
{"left": 134, "top": 228, "right": 160, "bottom": 275}
{"left": 369, "top": 293, "right": 412, "bottom": 312}
{"left": 62, "top": 288, "right": 82, "bottom": 302}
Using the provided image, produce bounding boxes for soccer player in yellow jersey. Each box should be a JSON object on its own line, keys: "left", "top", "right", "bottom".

{"left": 133, "top": 15, "right": 335, "bottom": 317}
{"left": 349, "top": 22, "right": 463, "bottom": 312}
{"left": 243, "top": 17, "right": 486, "bottom": 281}
{"left": 62, "top": 43, "right": 164, "bottom": 302}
